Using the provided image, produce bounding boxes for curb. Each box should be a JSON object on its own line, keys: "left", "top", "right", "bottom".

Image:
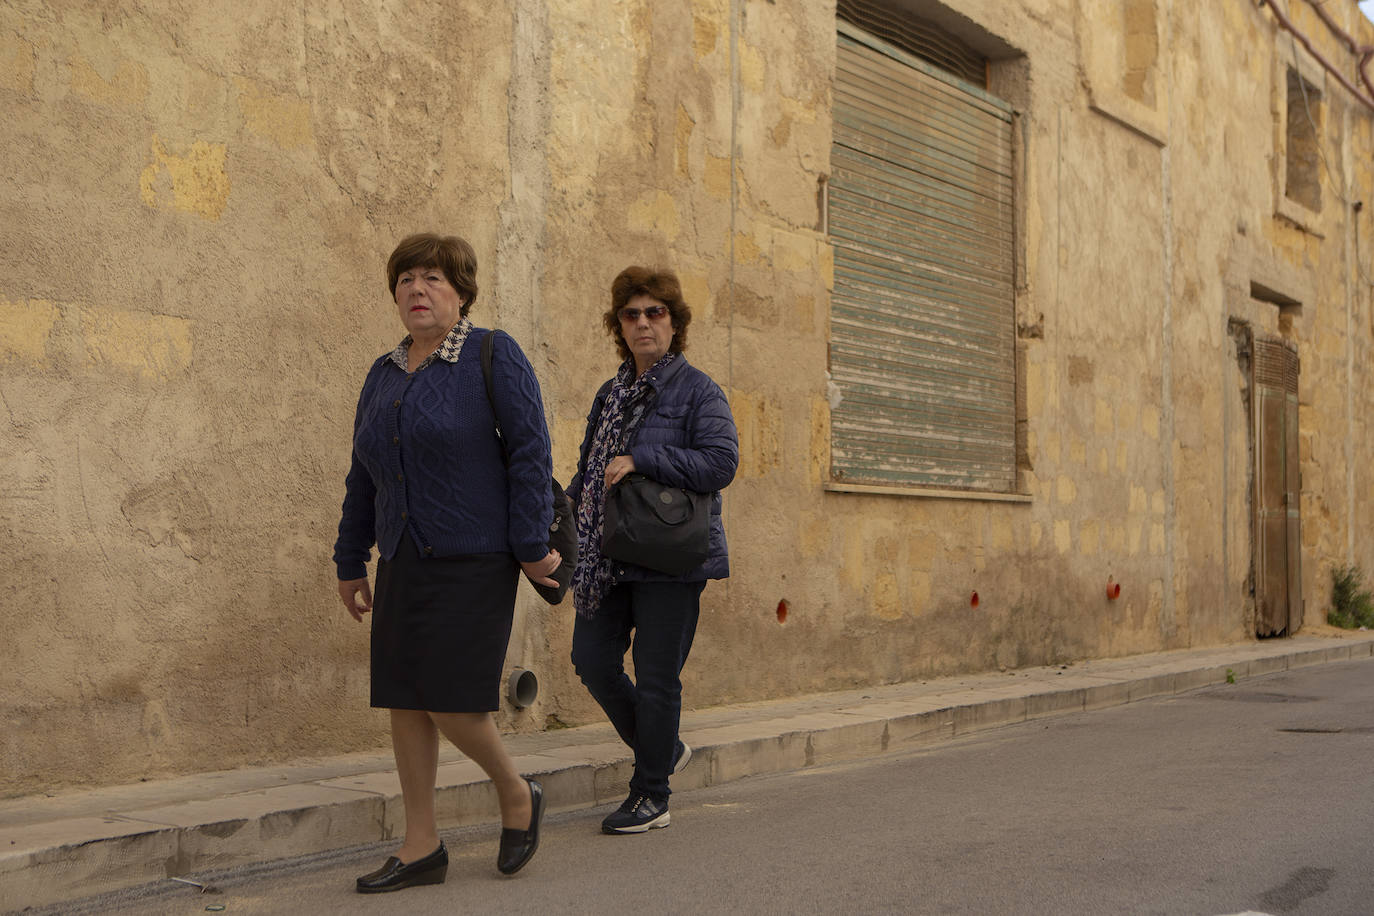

{"left": 3, "top": 636, "right": 1372, "bottom": 912}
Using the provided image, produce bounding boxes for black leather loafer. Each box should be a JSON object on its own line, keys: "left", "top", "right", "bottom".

{"left": 355, "top": 843, "right": 448, "bottom": 893}
{"left": 497, "top": 777, "right": 544, "bottom": 875}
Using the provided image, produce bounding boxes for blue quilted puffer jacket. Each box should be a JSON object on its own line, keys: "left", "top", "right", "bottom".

{"left": 567, "top": 353, "right": 739, "bottom": 582}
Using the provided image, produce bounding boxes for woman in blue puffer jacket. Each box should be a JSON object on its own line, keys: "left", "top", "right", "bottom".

{"left": 567, "top": 265, "right": 738, "bottom": 835}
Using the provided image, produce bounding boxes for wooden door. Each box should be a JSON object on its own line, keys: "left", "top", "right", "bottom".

{"left": 1253, "top": 338, "right": 1301, "bottom": 636}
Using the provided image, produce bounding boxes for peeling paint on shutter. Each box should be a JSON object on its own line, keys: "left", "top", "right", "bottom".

{"left": 836, "top": 0, "right": 988, "bottom": 88}
{"left": 830, "top": 22, "right": 1016, "bottom": 492}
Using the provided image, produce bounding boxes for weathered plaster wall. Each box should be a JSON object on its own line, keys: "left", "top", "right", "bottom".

{"left": 0, "top": 0, "right": 517, "bottom": 792}
{"left": 3, "top": 0, "right": 1373, "bottom": 794}
{"left": 1274, "top": 2, "right": 1374, "bottom": 621}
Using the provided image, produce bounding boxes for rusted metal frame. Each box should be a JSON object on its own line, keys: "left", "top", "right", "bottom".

{"left": 1299, "top": 0, "right": 1374, "bottom": 105}
{"left": 1260, "top": 0, "right": 1374, "bottom": 111}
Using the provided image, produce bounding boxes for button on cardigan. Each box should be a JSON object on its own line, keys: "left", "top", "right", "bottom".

{"left": 333, "top": 328, "right": 553, "bottom": 581}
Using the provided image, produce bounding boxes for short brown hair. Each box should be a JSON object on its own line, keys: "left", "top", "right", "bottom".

{"left": 603, "top": 266, "right": 692, "bottom": 362}
{"left": 386, "top": 233, "right": 479, "bottom": 316}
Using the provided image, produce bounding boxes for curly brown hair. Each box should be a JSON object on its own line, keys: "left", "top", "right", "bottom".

{"left": 603, "top": 266, "right": 692, "bottom": 362}
{"left": 386, "top": 233, "right": 478, "bottom": 316}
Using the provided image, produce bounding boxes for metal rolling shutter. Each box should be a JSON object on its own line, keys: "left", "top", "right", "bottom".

{"left": 835, "top": 0, "right": 987, "bottom": 88}
{"left": 830, "top": 22, "right": 1016, "bottom": 492}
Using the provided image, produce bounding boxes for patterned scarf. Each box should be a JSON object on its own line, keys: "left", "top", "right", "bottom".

{"left": 572, "top": 352, "right": 678, "bottom": 618}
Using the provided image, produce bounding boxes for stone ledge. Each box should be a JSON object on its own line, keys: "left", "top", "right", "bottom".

{"left": 6, "top": 636, "right": 1373, "bottom": 913}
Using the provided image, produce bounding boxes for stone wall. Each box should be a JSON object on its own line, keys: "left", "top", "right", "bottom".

{"left": 2, "top": 0, "right": 1372, "bottom": 794}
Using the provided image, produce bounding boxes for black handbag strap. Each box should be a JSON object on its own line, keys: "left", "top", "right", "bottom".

{"left": 480, "top": 330, "right": 511, "bottom": 467}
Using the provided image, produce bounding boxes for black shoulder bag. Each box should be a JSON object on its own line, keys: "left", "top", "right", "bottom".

{"left": 480, "top": 331, "right": 577, "bottom": 605}
{"left": 598, "top": 380, "right": 711, "bottom": 576}
{"left": 602, "top": 473, "right": 710, "bottom": 576}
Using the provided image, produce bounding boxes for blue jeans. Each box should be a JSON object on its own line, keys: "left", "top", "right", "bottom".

{"left": 571, "top": 581, "right": 705, "bottom": 803}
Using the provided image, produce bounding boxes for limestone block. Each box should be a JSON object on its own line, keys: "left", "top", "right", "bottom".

{"left": 80, "top": 307, "right": 192, "bottom": 380}
{"left": 1083, "top": 681, "right": 1132, "bottom": 711}
{"left": 1025, "top": 687, "right": 1087, "bottom": 718}
{"left": 951, "top": 695, "right": 1028, "bottom": 734}
{"left": 0, "top": 299, "right": 59, "bottom": 366}
{"left": 1173, "top": 666, "right": 1232, "bottom": 694}
{"left": 625, "top": 190, "right": 682, "bottom": 241}
{"left": 884, "top": 709, "right": 956, "bottom": 748}
{"left": 0, "top": 818, "right": 177, "bottom": 911}
{"left": 124, "top": 783, "right": 385, "bottom": 872}
{"left": 1079, "top": 519, "right": 1100, "bottom": 556}
{"left": 1054, "top": 520, "right": 1072, "bottom": 555}
{"left": 1244, "top": 655, "right": 1288, "bottom": 677}
{"left": 699, "top": 728, "right": 808, "bottom": 784}
{"left": 235, "top": 77, "right": 316, "bottom": 151}
{"left": 138, "top": 135, "right": 230, "bottom": 220}
{"left": 1125, "top": 673, "right": 1175, "bottom": 702}
{"left": 69, "top": 53, "right": 149, "bottom": 110}
{"left": 807, "top": 718, "right": 889, "bottom": 765}
{"left": 0, "top": 32, "right": 35, "bottom": 93}
{"left": 590, "top": 759, "right": 637, "bottom": 805}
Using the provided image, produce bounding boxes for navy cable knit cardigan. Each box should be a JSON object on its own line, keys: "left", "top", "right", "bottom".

{"left": 333, "top": 329, "right": 553, "bottom": 581}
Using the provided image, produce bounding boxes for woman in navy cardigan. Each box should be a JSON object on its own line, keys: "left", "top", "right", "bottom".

{"left": 333, "top": 234, "right": 558, "bottom": 891}
{"left": 567, "top": 266, "right": 739, "bottom": 834}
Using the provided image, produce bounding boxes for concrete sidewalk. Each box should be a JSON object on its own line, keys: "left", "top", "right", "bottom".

{"left": 4, "top": 632, "right": 1373, "bottom": 912}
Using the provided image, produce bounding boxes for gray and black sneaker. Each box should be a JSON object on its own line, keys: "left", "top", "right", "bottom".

{"left": 672, "top": 740, "right": 692, "bottom": 774}
{"left": 601, "top": 793, "right": 670, "bottom": 834}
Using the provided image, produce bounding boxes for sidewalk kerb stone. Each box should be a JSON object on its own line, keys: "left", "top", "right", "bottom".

{"left": 951, "top": 696, "right": 1028, "bottom": 735}
{"left": 181, "top": 795, "right": 385, "bottom": 876}
{"left": 7, "top": 634, "right": 1374, "bottom": 912}
{"left": 707, "top": 732, "right": 809, "bottom": 785}
{"left": 1025, "top": 687, "right": 1088, "bottom": 718}
{"left": 589, "top": 759, "right": 637, "bottom": 805}
{"left": 884, "top": 708, "right": 955, "bottom": 748}
{"left": 0, "top": 820, "right": 178, "bottom": 912}
{"left": 1083, "top": 681, "right": 1132, "bottom": 710}
{"left": 1173, "top": 666, "right": 1231, "bottom": 693}
{"left": 1246, "top": 655, "right": 1289, "bottom": 677}
{"left": 806, "top": 719, "right": 889, "bottom": 765}
{"left": 1127, "top": 673, "right": 1177, "bottom": 703}
{"left": 525, "top": 760, "right": 601, "bottom": 815}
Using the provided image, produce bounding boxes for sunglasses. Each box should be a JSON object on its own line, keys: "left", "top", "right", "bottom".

{"left": 618, "top": 304, "right": 671, "bottom": 322}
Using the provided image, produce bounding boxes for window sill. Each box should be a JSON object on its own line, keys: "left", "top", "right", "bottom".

{"left": 824, "top": 482, "right": 1032, "bottom": 503}
{"left": 1088, "top": 94, "right": 1167, "bottom": 148}
{"left": 1273, "top": 195, "right": 1325, "bottom": 238}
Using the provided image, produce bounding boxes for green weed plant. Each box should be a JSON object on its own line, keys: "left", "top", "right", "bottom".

{"left": 1328, "top": 563, "right": 1374, "bottom": 629}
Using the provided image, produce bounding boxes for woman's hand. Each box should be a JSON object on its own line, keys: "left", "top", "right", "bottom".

{"left": 338, "top": 577, "right": 373, "bottom": 622}
{"left": 604, "top": 454, "right": 636, "bottom": 487}
{"left": 521, "top": 549, "right": 562, "bottom": 587}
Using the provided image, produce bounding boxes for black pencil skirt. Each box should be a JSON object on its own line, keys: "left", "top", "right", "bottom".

{"left": 370, "top": 535, "right": 519, "bottom": 713}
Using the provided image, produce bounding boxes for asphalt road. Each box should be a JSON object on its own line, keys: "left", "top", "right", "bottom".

{"left": 56, "top": 657, "right": 1374, "bottom": 915}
